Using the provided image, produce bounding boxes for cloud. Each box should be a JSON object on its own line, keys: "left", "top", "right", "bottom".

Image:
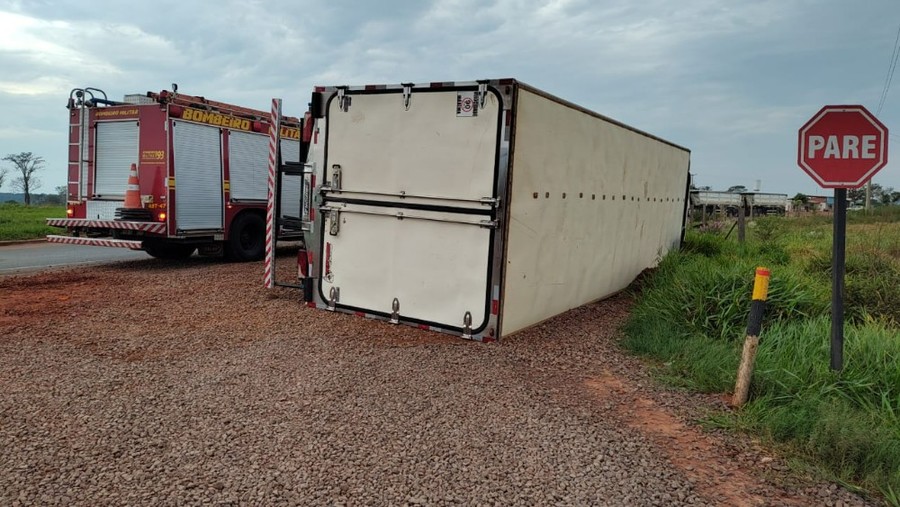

{"left": 0, "top": 9, "right": 181, "bottom": 97}
{"left": 0, "top": 126, "right": 57, "bottom": 139}
{"left": 0, "top": 0, "right": 898, "bottom": 196}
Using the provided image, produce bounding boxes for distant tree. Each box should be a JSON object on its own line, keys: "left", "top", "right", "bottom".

{"left": 849, "top": 183, "right": 884, "bottom": 207}
{"left": 892, "top": 191, "right": 900, "bottom": 205}
{"left": 880, "top": 186, "right": 895, "bottom": 205}
{"left": 848, "top": 187, "right": 866, "bottom": 205}
{"left": 791, "top": 193, "right": 809, "bottom": 211}
{"left": 727, "top": 185, "right": 747, "bottom": 193}
{"left": 39, "top": 188, "right": 66, "bottom": 206}
{"left": 2, "top": 152, "right": 44, "bottom": 205}
{"left": 0, "top": 166, "right": 7, "bottom": 191}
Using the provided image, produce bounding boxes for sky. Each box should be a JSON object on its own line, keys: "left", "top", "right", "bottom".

{"left": 0, "top": 0, "right": 898, "bottom": 198}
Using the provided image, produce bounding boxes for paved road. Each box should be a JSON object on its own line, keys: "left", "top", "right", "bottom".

{"left": 0, "top": 241, "right": 149, "bottom": 275}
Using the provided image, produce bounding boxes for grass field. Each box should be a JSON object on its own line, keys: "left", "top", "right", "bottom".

{"left": 0, "top": 203, "right": 65, "bottom": 241}
{"left": 624, "top": 206, "right": 900, "bottom": 504}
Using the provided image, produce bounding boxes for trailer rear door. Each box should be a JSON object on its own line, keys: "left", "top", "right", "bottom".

{"left": 318, "top": 86, "right": 502, "bottom": 332}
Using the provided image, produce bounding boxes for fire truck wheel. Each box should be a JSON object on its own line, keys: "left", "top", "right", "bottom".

{"left": 226, "top": 212, "right": 265, "bottom": 262}
{"left": 143, "top": 241, "right": 196, "bottom": 260}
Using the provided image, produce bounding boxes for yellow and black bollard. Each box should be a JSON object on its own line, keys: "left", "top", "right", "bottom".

{"left": 732, "top": 267, "right": 770, "bottom": 408}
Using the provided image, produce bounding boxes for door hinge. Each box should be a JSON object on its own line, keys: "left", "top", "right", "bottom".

{"left": 337, "top": 86, "right": 350, "bottom": 112}
{"left": 331, "top": 164, "right": 342, "bottom": 191}
{"left": 401, "top": 83, "right": 414, "bottom": 111}
{"left": 391, "top": 298, "right": 400, "bottom": 324}
{"left": 462, "top": 311, "right": 473, "bottom": 339}
{"left": 328, "top": 286, "right": 340, "bottom": 310}
{"left": 477, "top": 80, "right": 488, "bottom": 109}
{"left": 329, "top": 209, "right": 341, "bottom": 236}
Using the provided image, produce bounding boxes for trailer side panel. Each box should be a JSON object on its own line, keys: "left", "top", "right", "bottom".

{"left": 501, "top": 88, "right": 690, "bottom": 335}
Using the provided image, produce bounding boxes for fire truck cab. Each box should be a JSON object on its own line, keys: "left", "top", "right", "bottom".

{"left": 47, "top": 86, "right": 308, "bottom": 260}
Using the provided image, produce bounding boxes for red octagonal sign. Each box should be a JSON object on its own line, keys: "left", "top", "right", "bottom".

{"left": 798, "top": 105, "right": 889, "bottom": 188}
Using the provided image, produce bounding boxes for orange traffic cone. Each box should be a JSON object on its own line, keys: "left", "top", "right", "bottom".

{"left": 123, "top": 163, "right": 141, "bottom": 208}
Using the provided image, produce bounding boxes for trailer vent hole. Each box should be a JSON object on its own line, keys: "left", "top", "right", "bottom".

{"left": 623, "top": 195, "right": 626, "bottom": 200}
{"left": 612, "top": 195, "right": 615, "bottom": 200}
{"left": 579, "top": 192, "right": 583, "bottom": 198}
{"left": 545, "top": 192, "right": 550, "bottom": 198}
{"left": 533, "top": 192, "right": 538, "bottom": 199}
{"left": 592, "top": 194, "right": 596, "bottom": 200}
{"left": 562, "top": 193, "right": 566, "bottom": 199}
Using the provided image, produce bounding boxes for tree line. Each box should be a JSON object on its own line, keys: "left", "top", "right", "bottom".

{"left": 792, "top": 184, "right": 900, "bottom": 208}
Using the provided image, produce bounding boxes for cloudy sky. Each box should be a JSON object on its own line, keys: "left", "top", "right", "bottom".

{"left": 0, "top": 0, "right": 898, "bottom": 197}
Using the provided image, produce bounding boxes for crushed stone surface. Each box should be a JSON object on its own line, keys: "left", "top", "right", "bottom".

{"left": 0, "top": 257, "right": 875, "bottom": 506}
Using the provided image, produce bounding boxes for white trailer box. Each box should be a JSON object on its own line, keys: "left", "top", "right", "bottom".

{"left": 295, "top": 79, "right": 691, "bottom": 341}
{"left": 690, "top": 190, "right": 743, "bottom": 207}
{"left": 743, "top": 193, "right": 788, "bottom": 208}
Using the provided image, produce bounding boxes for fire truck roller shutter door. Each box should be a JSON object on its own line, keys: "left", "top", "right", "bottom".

{"left": 94, "top": 121, "right": 139, "bottom": 198}
{"left": 280, "top": 138, "right": 302, "bottom": 219}
{"left": 173, "top": 121, "right": 224, "bottom": 230}
{"left": 228, "top": 131, "right": 269, "bottom": 201}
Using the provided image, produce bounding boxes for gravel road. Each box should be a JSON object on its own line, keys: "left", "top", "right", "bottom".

{"left": 0, "top": 258, "right": 874, "bottom": 506}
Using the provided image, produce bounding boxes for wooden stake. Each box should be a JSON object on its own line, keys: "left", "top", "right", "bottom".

{"left": 732, "top": 267, "right": 770, "bottom": 408}
{"left": 732, "top": 335, "right": 759, "bottom": 407}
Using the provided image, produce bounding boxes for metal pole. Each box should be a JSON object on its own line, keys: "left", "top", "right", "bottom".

{"left": 831, "top": 188, "right": 847, "bottom": 371}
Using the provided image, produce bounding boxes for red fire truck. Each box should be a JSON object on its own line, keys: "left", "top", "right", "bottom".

{"left": 47, "top": 86, "right": 309, "bottom": 260}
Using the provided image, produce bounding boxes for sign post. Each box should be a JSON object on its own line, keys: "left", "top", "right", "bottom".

{"left": 797, "top": 105, "right": 888, "bottom": 371}
{"left": 830, "top": 188, "right": 847, "bottom": 370}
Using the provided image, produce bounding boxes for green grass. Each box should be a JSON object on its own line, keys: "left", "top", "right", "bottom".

{"left": 624, "top": 212, "right": 900, "bottom": 503}
{"left": 0, "top": 203, "right": 66, "bottom": 241}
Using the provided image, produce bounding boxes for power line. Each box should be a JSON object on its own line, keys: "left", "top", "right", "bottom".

{"left": 876, "top": 22, "right": 900, "bottom": 116}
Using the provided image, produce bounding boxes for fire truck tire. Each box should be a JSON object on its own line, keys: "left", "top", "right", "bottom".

{"left": 143, "top": 241, "right": 196, "bottom": 260}
{"left": 225, "top": 212, "right": 265, "bottom": 262}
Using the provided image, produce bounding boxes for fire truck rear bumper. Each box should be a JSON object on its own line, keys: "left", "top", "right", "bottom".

{"left": 46, "top": 218, "right": 167, "bottom": 234}
{"left": 46, "top": 235, "right": 144, "bottom": 250}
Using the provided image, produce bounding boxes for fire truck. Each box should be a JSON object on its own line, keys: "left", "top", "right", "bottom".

{"left": 47, "top": 86, "right": 309, "bottom": 260}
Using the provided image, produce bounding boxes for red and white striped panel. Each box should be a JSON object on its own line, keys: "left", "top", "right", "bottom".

{"left": 46, "top": 235, "right": 144, "bottom": 250}
{"left": 46, "top": 218, "right": 166, "bottom": 234}
{"left": 263, "top": 98, "right": 282, "bottom": 289}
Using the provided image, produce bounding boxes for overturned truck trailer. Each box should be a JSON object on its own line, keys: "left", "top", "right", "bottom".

{"left": 290, "top": 79, "right": 691, "bottom": 341}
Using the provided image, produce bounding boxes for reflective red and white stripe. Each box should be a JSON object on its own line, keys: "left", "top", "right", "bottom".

{"left": 46, "top": 235, "right": 143, "bottom": 249}
{"left": 263, "top": 98, "right": 282, "bottom": 289}
{"left": 46, "top": 218, "right": 166, "bottom": 234}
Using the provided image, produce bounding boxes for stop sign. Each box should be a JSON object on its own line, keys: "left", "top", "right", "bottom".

{"left": 798, "top": 105, "right": 888, "bottom": 188}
